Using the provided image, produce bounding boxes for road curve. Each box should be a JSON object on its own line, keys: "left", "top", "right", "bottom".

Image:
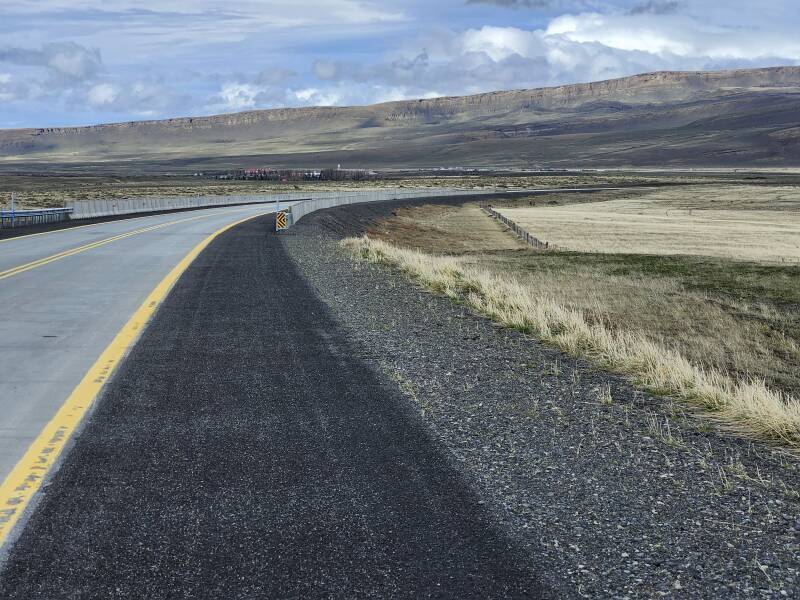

{"left": 0, "top": 205, "right": 279, "bottom": 497}
{"left": 0, "top": 214, "right": 543, "bottom": 598}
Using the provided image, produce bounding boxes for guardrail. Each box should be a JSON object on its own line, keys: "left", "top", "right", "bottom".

{"left": 5, "top": 188, "right": 537, "bottom": 230}
{"left": 66, "top": 194, "right": 292, "bottom": 219}
{"left": 67, "top": 190, "right": 492, "bottom": 220}
{"left": 481, "top": 205, "right": 550, "bottom": 249}
{"left": 282, "top": 188, "right": 514, "bottom": 230}
{"left": 0, "top": 208, "right": 73, "bottom": 229}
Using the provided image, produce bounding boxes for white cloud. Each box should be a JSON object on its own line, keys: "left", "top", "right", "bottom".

{"left": 0, "top": 42, "right": 101, "bottom": 82}
{"left": 0, "top": 73, "right": 14, "bottom": 101}
{"left": 458, "top": 26, "right": 546, "bottom": 61}
{"left": 87, "top": 83, "right": 119, "bottom": 106}
{"left": 545, "top": 11, "right": 800, "bottom": 60}
{"left": 1, "top": 1, "right": 406, "bottom": 50}
{"left": 292, "top": 87, "right": 342, "bottom": 106}
{"left": 205, "top": 79, "right": 430, "bottom": 114}
{"left": 293, "top": 88, "right": 320, "bottom": 102}
{"left": 45, "top": 43, "right": 101, "bottom": 80}
{"left": 7, "top": 0, "right": 403, "bottom": 24}
{"left": 217, "top": 83, "right": 260, "bottom": 110}
{"left": 307, "top": 9, "right": 800, "bottom": 106}
{"left": 2, "top": 0, "right": 800, "bottom": 126}
{"left": 83, "top": 80, "right": 180, "bottom": 115}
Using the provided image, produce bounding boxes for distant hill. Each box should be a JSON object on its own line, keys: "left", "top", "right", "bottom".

{"left": 1, "top": 66, "right": 799, "bottom": 172}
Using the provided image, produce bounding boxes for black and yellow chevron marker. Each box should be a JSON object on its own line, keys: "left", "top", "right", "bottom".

{"left": 275, "top": 211, "right": 287, "bottom": 231}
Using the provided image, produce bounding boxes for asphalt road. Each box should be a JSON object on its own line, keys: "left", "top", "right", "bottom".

{"left": 0, "top": 204, "right": 279, "bottom": 487}
{"left": 0, "top": 214, "right": 544, "bottom": 598}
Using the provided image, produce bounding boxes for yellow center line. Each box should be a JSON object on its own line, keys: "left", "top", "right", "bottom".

{"left": 0, "top": 201, "right": 280, "bottom": 245}
{"left": 0, "top": 213, "right": 162, "bottom": 246}
{"left": 0, "top": 208, "right": 255, "bottom": 282}
{"left": 0, "top": 211, "right": 270, "bottom": 548}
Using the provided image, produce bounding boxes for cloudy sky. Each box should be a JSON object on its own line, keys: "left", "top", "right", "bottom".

{"left": 0, "top": 0, "right": 798, "bottom": 128}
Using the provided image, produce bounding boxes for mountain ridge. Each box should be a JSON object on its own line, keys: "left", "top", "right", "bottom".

{"left": 13, "top": 66, "right": 800, "bottom": 134}
{"left": 2, "top": 66, "right": 800, "bottom": 171}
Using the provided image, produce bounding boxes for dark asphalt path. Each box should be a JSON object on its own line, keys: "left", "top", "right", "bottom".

{"left": 0, "top": 214, "right": 544, "bottom": 598}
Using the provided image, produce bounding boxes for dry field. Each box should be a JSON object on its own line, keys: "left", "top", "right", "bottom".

{"left": 351, "top": 184, "right": 800, "bottom": 448}
{"left": 0, "top": 176, "right": 469, "bottom": 210}
{"left": 366, "top": 203, "right": 526, "bottom": 254}
{"left": 0, "top": 172, "right": 742, "bottom": 210}
{"left": 495, "top": 185, "right": 800, "bottom": 264}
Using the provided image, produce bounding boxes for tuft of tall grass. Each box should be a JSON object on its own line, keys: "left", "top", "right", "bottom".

{"left": 342, "top": 235, "right": 800, "bottom": 448}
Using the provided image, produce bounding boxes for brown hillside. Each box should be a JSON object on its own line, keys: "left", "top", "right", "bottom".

{"left": 1, "top": 66, "right": 799, "bottom": 171}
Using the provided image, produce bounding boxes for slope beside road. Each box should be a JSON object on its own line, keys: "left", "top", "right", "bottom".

{"left": 279, "top": 204, "right": 800, "bottom": 598}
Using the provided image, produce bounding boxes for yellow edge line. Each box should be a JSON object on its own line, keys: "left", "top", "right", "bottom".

{"left": 0, "top": 211, "right": 268, "bottom": 547}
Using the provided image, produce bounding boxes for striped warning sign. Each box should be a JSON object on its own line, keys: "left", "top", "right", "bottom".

{"left": 275, "top": 211, "right": 287, "bottom": 231}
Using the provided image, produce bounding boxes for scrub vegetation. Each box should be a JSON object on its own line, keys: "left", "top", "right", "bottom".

{"left": 0, "top": 170, "right": 764, "bottom": 209}
{"left": 342, "top": 185, "right": 800, "bottom": 448}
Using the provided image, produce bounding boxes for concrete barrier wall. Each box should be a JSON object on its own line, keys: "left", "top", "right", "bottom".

{"left": 66, "top": 188, "right": 509, "bottom": 221}
{"left": 288, "top": 188, "right": 506, "bottom": 225}
{"left": 66, "top": 194, "right": 304, "bottom": 219}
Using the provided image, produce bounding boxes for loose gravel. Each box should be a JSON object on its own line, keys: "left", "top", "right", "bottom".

{"left": 282, "top": 213, "right": 800, "bottom": 599}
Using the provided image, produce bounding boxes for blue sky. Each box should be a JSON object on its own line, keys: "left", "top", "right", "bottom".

{"left": 0, "top": 0, "right": 799, "bottom": 128}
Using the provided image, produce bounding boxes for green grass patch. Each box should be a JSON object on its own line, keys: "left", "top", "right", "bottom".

{"left": 495, "top": 250, "right": 800, "bottom": 307}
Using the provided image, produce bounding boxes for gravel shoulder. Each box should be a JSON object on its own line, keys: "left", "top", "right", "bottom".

{"left": 282, "top": 207, "right": 800, "bottom": 599}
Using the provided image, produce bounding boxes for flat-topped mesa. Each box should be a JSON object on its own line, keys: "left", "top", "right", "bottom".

{"left": 384, "top": 66, "right": 800, "bottom": 119}
{"left": 29, "top": 107, "right": 356, "bottom": 137}
{"left": 16, "top": 65, "right": 800, "bottom": 137}
{"left": 2, "top": 65, "right": 800, "bottom": 168}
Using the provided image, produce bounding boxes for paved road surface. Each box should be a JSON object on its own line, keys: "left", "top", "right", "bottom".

{"left": 0, "top": 205, "right": 279, "bottom": 486}
{"left": 0, "top": 214, "right": 544, "bottom": 598}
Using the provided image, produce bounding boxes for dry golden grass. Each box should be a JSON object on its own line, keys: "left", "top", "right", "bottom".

{"left": 343, "top": 235, "right": 800, "bottom": 448}
{"left": 479, "top": 255, "right": 800, "bottom": 393}
{"left": 497, "top": 185, "right": 800, "bottom": 264}
{"left": 368, "top": 203, "right": 526, "bottom": 254}
{"left": 361, "top": 196, "right": 800, "bottom": 395}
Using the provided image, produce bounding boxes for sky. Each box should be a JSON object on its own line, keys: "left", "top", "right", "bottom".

{"left": 0, "top": 0, "right": 799, "bottom": 128}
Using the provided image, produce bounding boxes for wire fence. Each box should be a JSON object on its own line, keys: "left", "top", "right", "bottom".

{"left": 481, "top": 205, "right": 550, "bottom": 249}
{"left": 287, "top": 188, "right": 508, "bottom": 226}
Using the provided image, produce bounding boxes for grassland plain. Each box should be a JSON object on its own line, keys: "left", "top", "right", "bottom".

{"left": 496, "top": 185, "right": 800, "bottom": 264}
{"left": 0, "top": 171, "right": 777, "bottom": 210}
{"left": 346, "top": 186, "right": 800, "bottom": 448}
